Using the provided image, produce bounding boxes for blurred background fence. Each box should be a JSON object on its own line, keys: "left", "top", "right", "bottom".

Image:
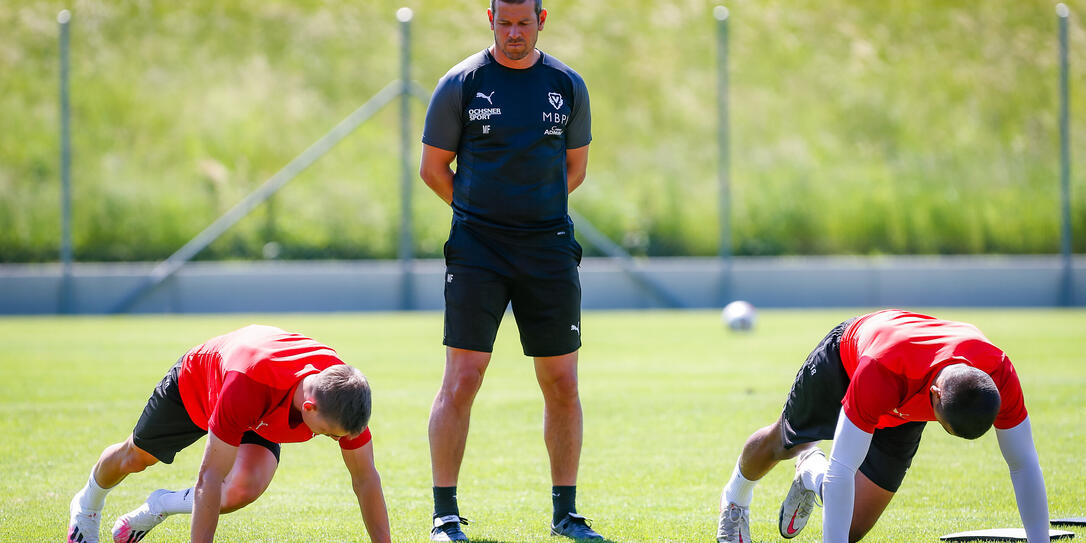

{"left": 1, "top": 1, "right": 1083, "bottom": 312}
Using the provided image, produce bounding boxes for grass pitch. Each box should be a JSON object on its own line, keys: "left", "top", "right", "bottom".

{"left": 1, "top": 309, "right": 1083, "bottom": 542}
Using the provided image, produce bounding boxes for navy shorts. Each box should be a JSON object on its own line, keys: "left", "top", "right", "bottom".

{"left": 442, "top": 220, "right": 582, "bottom": 357}
{"left": 131, "top": 359, "right": 280, "bottom": 464}
{"left": 780, "top": 318, "right": 925, "bottom": 493}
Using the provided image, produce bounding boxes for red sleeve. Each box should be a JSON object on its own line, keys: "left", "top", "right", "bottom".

{"left": 991, "top": 356, "right": 1028, "bottom": 429}
{"left": 208, "top": 372, "right": 272, "bottom": 447}
{"left": 842, "top": 357, "right": 906, "bottom": 433}
{"left": 338, "top": 427, "right": 372, "bottom": 450}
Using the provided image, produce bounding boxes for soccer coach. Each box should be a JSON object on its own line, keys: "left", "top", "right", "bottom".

{"left": 418, "top": 0, "right": 600, "bottom": 541}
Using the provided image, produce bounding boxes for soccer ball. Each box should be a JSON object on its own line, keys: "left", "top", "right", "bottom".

{"left": 722, "top": 300, "right": 756, "bottom": 331}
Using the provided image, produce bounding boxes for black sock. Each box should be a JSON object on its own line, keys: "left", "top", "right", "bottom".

{"left": 552, "top": 485, "right": 577, "bottom": 525}
{"left": 433, "top": 486, "right": 459, "bottom": 519}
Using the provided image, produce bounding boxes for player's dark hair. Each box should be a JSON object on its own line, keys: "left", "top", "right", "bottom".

{"left": 936, "top": 365, "right": 1001, "bottom": 440}
{"left": 491, "top": 0, "right": 542, "bottom": 19}
{"left": 312, "top": 365, "right": 371, "bottom": 436}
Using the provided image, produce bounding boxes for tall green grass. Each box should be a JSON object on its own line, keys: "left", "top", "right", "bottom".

{"left": 1, "top": 310, "right": 1084, "bottom": 541}
{"left": 2, "top": 1, "right": 1084, "bottom": 261}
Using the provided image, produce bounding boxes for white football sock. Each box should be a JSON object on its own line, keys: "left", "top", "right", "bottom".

{"left": 76, "top": 470, "right": 110, "bottom": 511}
{"left": 722, "top": 460, "right": 757, "bottom": 508}
{"left": 799, "top": 450, "right": 829, "bottom": 499}
{"left": 157, "top": 488, "right": 195, "bottom": 515}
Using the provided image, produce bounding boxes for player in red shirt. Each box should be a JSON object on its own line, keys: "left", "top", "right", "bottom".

{"left": 66, "top": 325, "right": 391, "bottom": 543}
{"left": 715, "top": 310, "right": 1048, "bottom": 543}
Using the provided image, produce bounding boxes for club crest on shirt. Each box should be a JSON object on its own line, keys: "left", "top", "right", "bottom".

{"left": 548, "top": 92, "right": 563, "bottom": 110}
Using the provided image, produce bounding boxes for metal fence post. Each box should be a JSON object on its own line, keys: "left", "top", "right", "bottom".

{"left": 397, "top": 7, "right": 415, "bottom": 310}
{"left": 58, "top": 9, "right": 74, "bottom": 314}
{"left": 715, "top": 5, "right": 732, "bottom": 306}
{"left": 1058, "top": 3, "right": 1073, "bottom": 306}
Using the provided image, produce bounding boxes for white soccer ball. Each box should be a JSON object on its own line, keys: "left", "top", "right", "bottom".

{"left": 722, "top": 300, "right": 756, "bottom": 331}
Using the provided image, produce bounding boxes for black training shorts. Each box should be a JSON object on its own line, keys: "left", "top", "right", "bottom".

{"left": 131, "top": 358, "right": 280, "bottom": 464}
{"left": 442, "top": 220, "right": 582, "bottom": 357}
{"left": 779, "top": 318, "right": 925, "bottom": 493}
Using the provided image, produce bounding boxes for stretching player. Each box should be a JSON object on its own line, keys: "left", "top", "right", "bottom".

{"left": 67, "top": 325, "right": 391, "bottom": 543}
{"left": 716, "top": 309, "right": 1048, "bottom": 543}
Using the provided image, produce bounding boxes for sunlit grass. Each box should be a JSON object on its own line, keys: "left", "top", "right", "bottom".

{"left": 1, "top": 309, "right": 1083, "bottom": 541}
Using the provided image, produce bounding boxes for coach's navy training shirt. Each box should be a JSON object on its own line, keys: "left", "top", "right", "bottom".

{"left": 422, "top": 49, "right": 591, "bottom": 231}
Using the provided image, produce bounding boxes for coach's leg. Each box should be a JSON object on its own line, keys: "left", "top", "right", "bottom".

{"left": 429, "top": 347, "right": 492, "bottom": 486}
{"left": 535, "top": 350, "right": 602, "bottom": 538}
{"left": 848, "top": 471, "right": 894, "bottom": 542}
{"left": 534, "top": 351, "right": 582, "bottom": 486}
{"left": 220, "top": 444, "right": 279, "bottom": 512}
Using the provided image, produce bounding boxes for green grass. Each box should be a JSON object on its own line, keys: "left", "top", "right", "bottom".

{"left": 1, "top": 309, "right": 1084, "bottom": 541}
{"left": 2, "top": 1, "right": 1085, "bottom": 261}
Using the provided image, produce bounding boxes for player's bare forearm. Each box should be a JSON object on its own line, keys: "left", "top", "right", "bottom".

{"left": 190, "top": 474, "right": 224, "bottom": 542}
{"left": 191, "top": 432, "right": 238, "bottom": 542}
{"left": 354, "top": 474, "right": 392, "bottom": 543}
{"left": 342, "top": 444, "right": 391, "bottom": 543}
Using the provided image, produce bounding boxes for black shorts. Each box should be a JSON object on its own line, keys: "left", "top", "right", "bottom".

{"left": 132, "top": 358, "right": 280, "bottom": 464}
{"left": 442, "top": 220, "right": 582, "bottom": 357}
{"left": 780, "top": 318, "right": 925, "bottom": 493}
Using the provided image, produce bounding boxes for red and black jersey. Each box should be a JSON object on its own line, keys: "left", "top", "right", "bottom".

{"left": 839, "top": 310, "right": 1027, "bottom": 433}
{"left": 177, "top": 325, "right": 371, "bottom": 450}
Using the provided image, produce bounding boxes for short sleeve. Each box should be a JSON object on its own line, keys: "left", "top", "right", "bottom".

{"left": 422, "top": 74, "right": 464, "bottom": 152}
{"left": 991, "top": 356, "right": 1028, "bottom": 429}
{"left": 841, "top": 357, "right": 906, "bottom": 433}
{"left": 565, "top": 74, "right": 591, "bottom": 149}
{"left": 338, "top": 427, "right": 373, "bottom": 450}
{"left": 207, "top": 372, "right": 270, "bottom": 447}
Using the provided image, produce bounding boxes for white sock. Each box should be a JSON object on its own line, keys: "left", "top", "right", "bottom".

{"left": 799, "top": 450, "right": 829, "bottom": 499}
{"left": 76, "top": 470, "right": 110, "bottom": 511}
{"left": 722, "top": 461, "right": 757, "bottom": 508}
{"left": 157, "top": 488, "right": 195, "bottom": 515}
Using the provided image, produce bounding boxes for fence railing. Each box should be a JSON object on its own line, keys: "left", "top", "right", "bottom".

{"left": 66, "top": 8, "right": 685, "bottom": 313}
{"left": 48, "top": 5, "right": 1076, "bottom": 313}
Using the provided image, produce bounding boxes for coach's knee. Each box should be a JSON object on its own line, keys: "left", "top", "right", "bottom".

{"left": 540, "top": 372, "right": 579, "bottom": 405}
{"left": 441, "top": 366, "right": 486, "bottom": 406}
